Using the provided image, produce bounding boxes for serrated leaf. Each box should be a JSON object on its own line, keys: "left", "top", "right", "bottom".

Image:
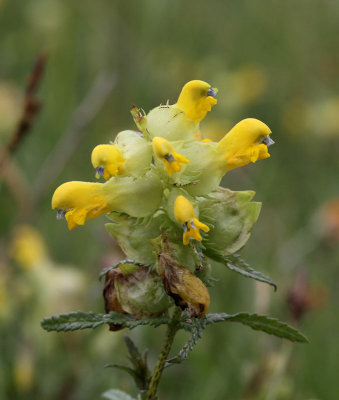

{"left": 41, "top": 311, "right": 171, "bottom": 333}
{"left": 102, "top": 389, "right": 136, "bottom": 400}
{"left": 204, "top": 312, "right": 308, "bottom": 343}
{"left": 41, "top": 311, "right": 107, "bottom": 332}
{"left": 206, "top": 250, "right": 277, "bottom": 290}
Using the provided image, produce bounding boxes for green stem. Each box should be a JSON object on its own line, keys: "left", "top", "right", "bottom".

{"left": 145, "top": 308, "right": 181, "bottom": 400}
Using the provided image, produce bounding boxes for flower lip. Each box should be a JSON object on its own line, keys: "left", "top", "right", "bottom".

{"left": 56, "top": 209, "right": 66, "bottom": 220}
{"left": 95, "top": 167, "right": 104, "bottom": 177}
{"left": 164, "top": 153, "right": 176, "bottom": 164}
{"left": 262, "top": 135, "right": 275, "bottom": 147}
{"left": 207, "top": 87, "right": 218, "bottom": 98}
{"left": 190, "top": 220, "right": 197, "bottom": 229}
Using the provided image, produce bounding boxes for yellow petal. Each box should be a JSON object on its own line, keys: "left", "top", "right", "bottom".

{"left": 174, "top": 195, "right": 195, "bottom": 224}
{"left": 174, "top": 196, "right": 209, "bottom": 245}
{"left": 52, "top": 181, "right": 111, "bottom": 230}
{"left": 176, "top": 80, "right": 217, "bottom": 123}
{"left": 172, "top": 151, "right": 189, "bottom": 165}
{"left": 153, "top": 137, "right": 189, "bottom": 176}
{"left": 217, "top": 118, "right": 272, "bottom": 171}
{"left": 91, "top": 144, "right": 125, "bottom": 180}
{"left": 152, "top": 136, "right": 174, "bottom": 159}
{"left": 192, "top": 218, "right": 210, "bottom": 233}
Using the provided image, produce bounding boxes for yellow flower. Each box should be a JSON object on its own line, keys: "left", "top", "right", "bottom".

{"left": 152, "top": 136, "right": 189, "bottom": 176}
{"left": 174, "top": 195, "right": 209, "bottom": 245}
{"left": 176, "top": 80, "right": 217, "bottom": 123}
{"left": 52, "top": 173, "right": 163, "bottom": 230}
{"left": 91, "top": 144, "right": 125, "bottom": 180}
{"left": 52, "top": 181, "right": 110, "bottom": 230}
{"left": 217, "top": 118, "right": 273, "bottom": 171}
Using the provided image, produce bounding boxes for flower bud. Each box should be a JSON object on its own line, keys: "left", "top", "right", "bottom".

{"left": 157, "top": 250, "right": 210, "bottom": 318}
{"left": 131, "top": 105, "right": 147, "bottom": 133}
{"left": 103, "top": 264, "right": 173, "bottom": 330}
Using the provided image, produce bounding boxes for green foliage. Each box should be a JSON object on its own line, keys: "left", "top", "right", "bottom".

{"left": 41, "top": 312, "right": 171, "bottom": 332}
{"left": 41, "top": 310, "right": 307, "bottom": 343}
{"left": 205, "top": 250, "right": 277, "bottom": 290}
{"left": 105, "top": 336, "right": 150, "bottom": 391}
{"left": 202, "top": 313, "right": 308, "bottom": 343}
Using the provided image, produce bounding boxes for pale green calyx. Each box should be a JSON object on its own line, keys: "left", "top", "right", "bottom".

{"left": 52, "top": 80, "right": 272, "bottom": 320}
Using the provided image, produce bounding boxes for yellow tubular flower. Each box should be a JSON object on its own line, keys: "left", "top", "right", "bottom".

{"left": 152, "top": 136, "right": 189, "bottom": 177}
{"left": 52, "top": 181, "right": 111, "bottom": 230}
{"left": 217, "top": 118, "right": 274, "bottom": 171}
{"left": 174, "top": 195, "right": 209, "bottom": 245}
{"left": 91, "top": 144, "right": 125, "bottom": 180}
{"left": 175, "top": 80, "right": 218, "bottom": 123}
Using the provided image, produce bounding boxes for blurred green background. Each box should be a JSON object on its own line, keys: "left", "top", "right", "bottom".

{"left": 1, "top": 1, "right": 339, "bottom": 399}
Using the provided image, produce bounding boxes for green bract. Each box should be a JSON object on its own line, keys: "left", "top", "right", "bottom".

{"left": 114, "top": 130, "right": 152, "bottom": 177}
{"left": 198, "top": 188, "right": 262, "bottom": 255}
{"left": 52, "top": 80, "right": 273, "bottom": 317}
{"left": 146, "top": 106, "right": 198, "bottom": 141}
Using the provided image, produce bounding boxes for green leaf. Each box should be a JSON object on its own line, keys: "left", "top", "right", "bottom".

{"left": 104, "top": 364, "right": 140, "bottom": 382}
{"left": 102, "top": 389, "right": 136, "bottom": 400}
{"left": 41, "top": 311, "right": 171, "bottom": 333}
{"left": 206, "top": 250, "right": 277, "bottom": 290}
{"left": 203, "top": 312, "right": 309, "bottom": 343}
{"left": 124, "top": 335, "right": 142, "bottom": 361}
{"left": 41, "top": 311, "right": 107, "bottom": 332}
{"left": 106, "top": 336, "right": 150, "bottom": 391}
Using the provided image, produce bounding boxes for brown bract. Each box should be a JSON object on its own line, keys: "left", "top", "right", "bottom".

{"left": 158, "top": 252, "right": 210, "bottom": 318}
{"left": 103, "top": 268, "right": 127, "bottom": 331}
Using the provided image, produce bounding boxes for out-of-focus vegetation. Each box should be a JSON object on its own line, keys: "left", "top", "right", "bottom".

{"left": 0, "top": 1, "right": 338, "bottom": 399}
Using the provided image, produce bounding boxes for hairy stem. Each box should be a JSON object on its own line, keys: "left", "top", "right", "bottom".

{"left": 145, "top": 308, "right": 181, "bottom": 400}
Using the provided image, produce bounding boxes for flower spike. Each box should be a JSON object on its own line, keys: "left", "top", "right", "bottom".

{"left": 91, "top": 144, "right": 125, "bottom": 180}
{"left": 152, "top": 137, "right": 189, "bottom": 176}
{"left": 174, "top": 195, "right": 209, "bottom": 245}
